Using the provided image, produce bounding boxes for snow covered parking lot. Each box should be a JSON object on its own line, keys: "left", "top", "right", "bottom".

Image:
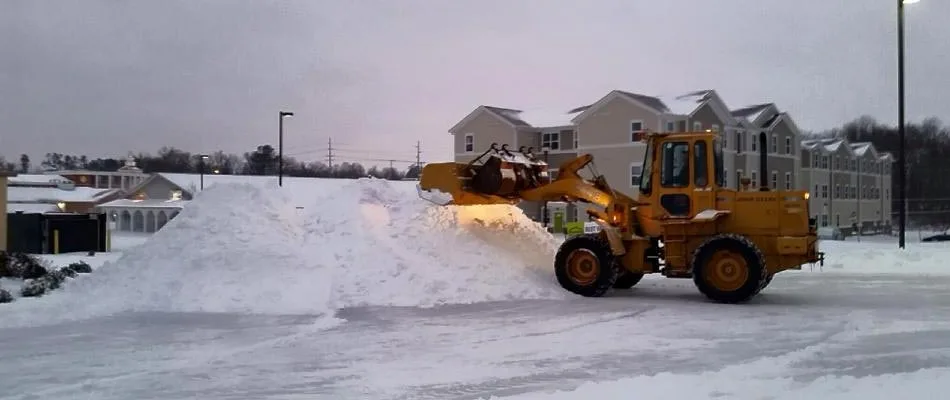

{"left": 1, "top": 179, "right": 949, "bottom": 400}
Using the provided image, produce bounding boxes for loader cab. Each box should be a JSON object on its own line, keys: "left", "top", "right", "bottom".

{"left": 638, "top": 132, "right": 724, "bottom": 219}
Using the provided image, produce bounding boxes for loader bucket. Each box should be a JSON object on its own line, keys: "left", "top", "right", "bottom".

{"left": 417, "top": 162, "right": 519, "bottom": 206}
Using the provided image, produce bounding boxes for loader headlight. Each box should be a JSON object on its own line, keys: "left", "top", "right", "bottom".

{"left": 804, "top": 192, "right": 810, "bottom": 200}
{"left": 607, "top": 202, "right": 626, "bottom": 226}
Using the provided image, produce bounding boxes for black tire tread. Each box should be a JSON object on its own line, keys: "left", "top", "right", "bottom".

{"left": 613, "top": 270, "right": 645, "bottom": 289}
{"left": 554, "top": 233, "right": 621, "bottom": 297}
{"left": 690, "top": 233, "right": 768, "bottom": 304}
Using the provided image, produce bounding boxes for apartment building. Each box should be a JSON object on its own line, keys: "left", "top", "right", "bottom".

{"left": 800, "top": 138, "right": 893, "bottom": 233}
{"left": 448, "top": 89, "right": 806, "bottom": 223}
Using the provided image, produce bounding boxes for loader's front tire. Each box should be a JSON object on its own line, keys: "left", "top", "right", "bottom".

{"left": 690, "top": 234, "right": 768, "bottom": 304}
{"left": 754, "top": 273, "right": 774, "bottom": 295}
{"left": 613, "top": 271, "right": 644, "bottom": 289}
{"left": 554, "top": 234, "right": 620, "bottom": 297}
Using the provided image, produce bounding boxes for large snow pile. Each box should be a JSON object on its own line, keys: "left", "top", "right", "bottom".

{"left": 812, "top": 240, "right": 950, "bottom": 275}
{"left": 1, "top": 178, "right": 565, "bottom": 328}
{"left": 0, "top": 182, "right": 337, "bottom": 328}
{"left": 306, "top": 178, "right": 566, "bottom": 308}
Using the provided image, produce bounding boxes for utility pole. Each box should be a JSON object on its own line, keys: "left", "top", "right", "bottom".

{"left": 415, "top": 140, "right": 422, "bottom": 168}
{"left": 326, "top": 137, "right": 334, "bottom": 168}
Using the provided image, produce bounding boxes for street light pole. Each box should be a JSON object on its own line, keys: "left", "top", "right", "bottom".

{"left": 278, "top": 111, "right": 294, "bottom": 187}
{"left": 897, "top": 0, "right": 917, "bottom": 249}
{"left": 198, "top": 154, "right": 209, "bottom": 190}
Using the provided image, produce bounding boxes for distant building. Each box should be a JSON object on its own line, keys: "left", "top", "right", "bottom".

{"left": 0, "top": 171, "right": 16, "bottom": 251}
{"left": 800, "top": 138, "right": 893, "bottom": 233}
{"left": 6, "top": 173, "right": 123, "bottom": 214}
{"left": 51, "top": 155, "right": 151, "bottom": 192}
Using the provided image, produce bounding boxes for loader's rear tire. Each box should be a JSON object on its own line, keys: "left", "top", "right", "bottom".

{"left": 613, "top": 271, "right": 644, "bottom": 289}
{"left": 554, "top": 234, "right": 620, "bottom": 297}
{"left": 690, "top": 234, "right": 768, "bottom": 304}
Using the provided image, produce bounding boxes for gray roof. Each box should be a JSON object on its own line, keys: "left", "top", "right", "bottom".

{"left": 482, "top": 106, "right": 532, "bottom": 127}
{"left": 616, "top": 90, "right": 668, "bottom": 113}
{"left": 731, "top": 103, "right": 774, "bottom": 118}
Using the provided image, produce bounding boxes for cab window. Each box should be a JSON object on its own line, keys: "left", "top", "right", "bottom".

{"left": 713, "top": 138, "right": 725, "bottom": 187}
{"left": 660, "top": 141, "right": 689, "bottom": 187}
{"left": 694, "top": 141, "right": 708, "bottom": 187}
{"left": 639, "top": 138, "right": 655, "bottom": 195}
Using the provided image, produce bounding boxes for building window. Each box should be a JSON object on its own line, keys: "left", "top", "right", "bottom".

{"left": 170, "top": 190, "right": 183, "bottom": 200}
{"left": 784, "top": 136, "right": 792, "bottom": 155}
{"left": 821, "top": 184, "right": 828, "bottom": 198}
{"left": 751, "top": 171, "right": 758, "bottom": 187}
{"left": 693, "top": 121, "right": 702, "bottom": 131}
{"left": 735, "top": 131, "right": 743, "bottom": 153}
{"left": 711, "top": 124, "right": 720, "bottom": 132}
{"left": 464, "top": 134, "right": 474, "bottom": 152}
{"left": 821, "top": 155, "right": 828, "bottom": 169}
{"left": 814, "top": 184, "right": 819, "bottom": 198}
{"left": 771, "top": 134, "right": 777, "bottom": 153}
{"left": 666, "top": 121, "right": 675, "bottom": 132}
{"left": 630, "top": 164, "right": 642, "bottom": 187}
{"left": 573, "top": 132, "right": 579, "bottom": 149}
{"left": 541, "top": 132, "right": 560, "bottom": 150}
{"left": 751, "top": 132, "right": 758, "bottom": 152}
{"left": 886, "top": 188, "right": 889, "bottom": 199}
{"left": 736, "top": 169, "right": 743, "bottom": 188}
{"left": 724, "top": 168, "right": 729, "bottom": 188}
{"left": 771, "top": 170, "right": 778, "bottom": 189}
{"left": 785, "top": 172, "right": 791, "bottom": 190}
{"left": 631, "top": 120, "right": 644, "bottom": 142}
{"left": 821, "top": 214, "right": 828, "bottom": 227}
{"left": 835, "top": 184, "right": 840, "bottom": 199}
{"left": 851, "top": 186, "right": 856, "bottom": 199}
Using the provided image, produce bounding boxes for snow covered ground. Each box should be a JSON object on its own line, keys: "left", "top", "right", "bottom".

{"left": 0, "top": 232, "right": 149, "bottom": 300}
{"left": 1, "top": 178, "right": 949, "bottom": 399}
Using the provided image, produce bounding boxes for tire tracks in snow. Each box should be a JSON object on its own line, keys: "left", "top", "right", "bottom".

{"left": 7, "top": 316, "right": 342, "bottom": 400}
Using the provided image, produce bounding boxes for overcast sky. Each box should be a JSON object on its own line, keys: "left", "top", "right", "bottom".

{"left": 1, "top": 0, "right": 946, "bottom": 168}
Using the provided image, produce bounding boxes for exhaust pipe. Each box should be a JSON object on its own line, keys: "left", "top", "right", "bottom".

{"left": 759, "top": 132, "right": 768, "bottom": 190}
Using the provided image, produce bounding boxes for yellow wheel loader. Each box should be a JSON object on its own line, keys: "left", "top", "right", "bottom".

{"left": 417, "top": 132, "right": 824, "bottom": 303}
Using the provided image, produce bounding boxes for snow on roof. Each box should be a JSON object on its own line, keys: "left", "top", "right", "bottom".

{"left": 656, "top": 90, "right": 711, "bottom": 115}
{"left": 731, "top": 103, "right": 775, "bottom": 123}
{"left": 746, "top": 107, "right": 772, "bottom": 123}
{"left": 8, "top": 174, "right": 71, "bottom": 185}
{"left": 850, "top": 142, "right": 874, "bottom": 156}
{"left": 482, "top": 106, "right": 531, "bottom": 127}
{"left": 823, "top": 140, "right": 843, "bottom": 152}
{"left": 7, "top": 202, "right": 60, "bottom": 214}
{"left": 517, "top": 109, "right": 579, "bottom": 128}
{"left": 7, "top": 186, "right": 118, "bottom": 203}
{"left": 98, "top": 198, "right": 188, "bottom": 209}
